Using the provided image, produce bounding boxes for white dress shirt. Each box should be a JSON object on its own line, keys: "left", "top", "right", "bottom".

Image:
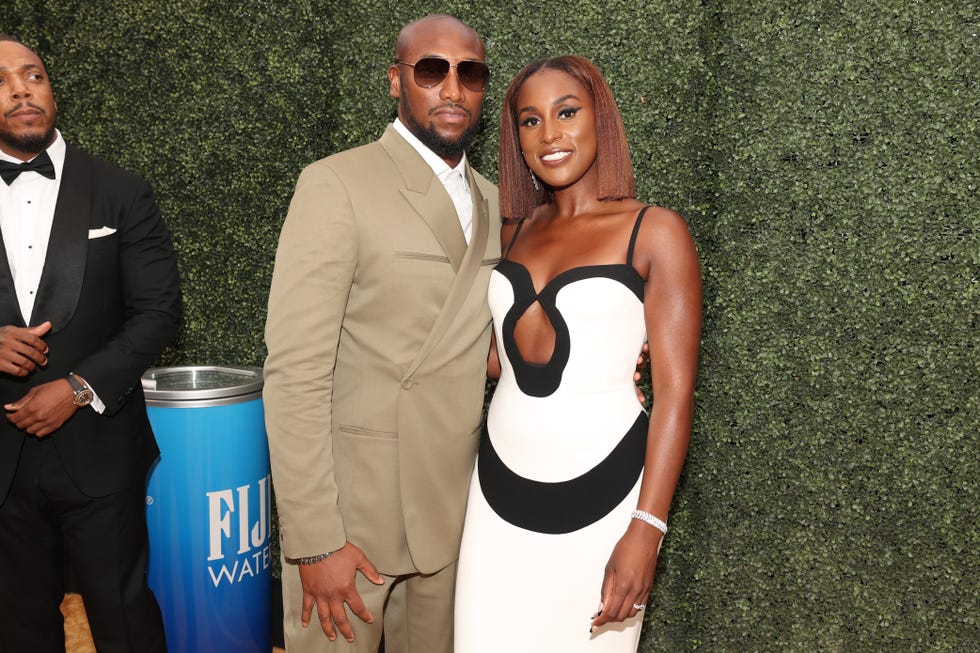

{"left": 0, "top": 130, "right": 66, "bottom": 322}
{"left": 393, "top": 119, "right": 474, "bottom": 243}
{"left": 0, "top": 131, "right": 105, "bottom": 412}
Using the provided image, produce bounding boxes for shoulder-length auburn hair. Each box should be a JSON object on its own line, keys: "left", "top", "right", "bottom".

{"left": 498, "top": 55, "right": 635, "bottom": 222}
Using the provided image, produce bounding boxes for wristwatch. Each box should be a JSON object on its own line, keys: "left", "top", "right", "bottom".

{"left": 66, "top": 373, "right": 94, "bottom": 407}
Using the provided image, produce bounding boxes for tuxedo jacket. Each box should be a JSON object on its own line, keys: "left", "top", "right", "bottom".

{"left": 0, "top": 144, "right": 181, "bottom": 503}
{"left": 265, "top": 126, "right": 501, "bottom": 575}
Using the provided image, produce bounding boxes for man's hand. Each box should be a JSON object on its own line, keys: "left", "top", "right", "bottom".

{"left": 298, "top": 541, "right": 385, "bottom": 643}
{"left": 634, "top": 341, "right": 650, "bottom": 403}
{"left": 0, "top": 321, "right": 51, "bottom": 377}
{"left": 5, "top": 378, "right": 77, "bottom": 438}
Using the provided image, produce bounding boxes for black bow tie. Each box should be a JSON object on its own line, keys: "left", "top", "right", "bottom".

{"left": 0, "top": 151, "right": 56, "bottom": 185}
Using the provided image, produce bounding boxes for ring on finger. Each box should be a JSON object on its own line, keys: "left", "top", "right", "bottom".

{"left": 632, "top": 603, "right": 646, "bottom": 610}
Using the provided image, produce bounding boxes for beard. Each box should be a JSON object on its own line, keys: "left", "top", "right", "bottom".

{"left": 0, "top": 124, "right": 56, "bottom": 157}
{"left": 401, "top": 96, "right": 481, "bottom": 161}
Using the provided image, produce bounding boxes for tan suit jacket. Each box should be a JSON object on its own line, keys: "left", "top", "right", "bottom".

{"left": 264, "top": 125, "right": 500, "bottom": 575}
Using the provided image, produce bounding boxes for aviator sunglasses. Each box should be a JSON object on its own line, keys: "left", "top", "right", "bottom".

{"left": 395, "top": 57, "right": 490, "bottom": 93}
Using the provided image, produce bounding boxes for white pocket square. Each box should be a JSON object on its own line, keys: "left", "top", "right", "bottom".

{"left": 88, "top": 227, "right": 117, "bottom": 239}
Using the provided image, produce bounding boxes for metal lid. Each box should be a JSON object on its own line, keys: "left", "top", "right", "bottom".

{"left": 141, "top": 365, "right": 263, "bottom": 402}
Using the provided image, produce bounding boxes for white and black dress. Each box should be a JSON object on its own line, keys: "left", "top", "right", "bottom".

{"left": 455, "top": 207, "right": 651, "bottom": 652}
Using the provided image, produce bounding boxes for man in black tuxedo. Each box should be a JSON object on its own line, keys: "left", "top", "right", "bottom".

{"left": 0, "top": 35, "right": 180, "bottom": 652}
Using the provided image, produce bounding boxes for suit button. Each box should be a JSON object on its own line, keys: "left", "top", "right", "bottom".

{"left": 401, "top": 379, "right": 414, "bottom": 390}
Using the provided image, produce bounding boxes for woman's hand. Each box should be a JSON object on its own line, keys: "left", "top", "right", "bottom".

{"left": 590, "top": 521, "right": 662, "bottom": 631}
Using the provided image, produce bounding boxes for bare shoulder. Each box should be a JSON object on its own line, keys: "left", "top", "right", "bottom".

{"left": 633, "top": 206, "right": 699, "bottom": 277}
{"left": 500, "top": 217, "right": 522, "bottom": 250}
{"left": 640, "top": 205, "right": 689, "bottom": 233}
{"left": 636, "top": 206, "right": 695, "bottom": 248}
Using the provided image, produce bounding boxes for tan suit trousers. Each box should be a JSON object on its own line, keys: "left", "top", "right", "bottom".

{"left": 281, "top": 559, "right": 456, "bottom": 653}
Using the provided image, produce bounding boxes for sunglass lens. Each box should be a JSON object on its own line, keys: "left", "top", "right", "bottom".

{"left": 457, "top": 61, "right": 489, "bottom": 92}
{"left": 414, "top": 58, "right": 451, "bottom": 87}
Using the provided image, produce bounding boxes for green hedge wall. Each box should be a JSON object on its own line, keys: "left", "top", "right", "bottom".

{"left": 1, "top": 1, "right": 975, "bottom": 650}
{"left": 688, "top": 2, "right": 977, "bottom": 650}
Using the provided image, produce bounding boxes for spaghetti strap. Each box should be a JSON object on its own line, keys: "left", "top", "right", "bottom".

{"left": 626, "top": 206, "right": 651, "bottom": 267}
{"left": 502, "top": 219, "right": 526, "bottom": 260}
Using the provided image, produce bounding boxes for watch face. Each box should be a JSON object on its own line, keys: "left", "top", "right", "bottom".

{"left": 73, "top": 389, "right": 94, "bottom": 407}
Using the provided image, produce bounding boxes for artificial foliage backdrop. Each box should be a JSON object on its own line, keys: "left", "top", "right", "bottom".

{"left": 1, "top": 1, "right": 975, "bottom": 650}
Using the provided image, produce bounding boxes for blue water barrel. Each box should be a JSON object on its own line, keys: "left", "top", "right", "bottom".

{"left": 142, "top": 366, "right": 270, "bottom": 653}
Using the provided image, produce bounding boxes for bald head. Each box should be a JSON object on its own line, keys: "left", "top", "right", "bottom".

{"left": 395, "top": 14, "right": 484, "bottom": 62}
{"left": 388, "top": 14, "right": 487, "bottom": 167}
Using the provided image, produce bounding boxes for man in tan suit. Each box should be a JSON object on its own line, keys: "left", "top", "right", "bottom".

{"left": 264, "top": 14, "right": 500, "bottom": 653}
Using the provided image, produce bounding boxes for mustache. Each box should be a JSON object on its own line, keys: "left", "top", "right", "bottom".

{"left": 429, "top": 103, "right": 471, "bottom": 118}
{"left": 5, "top": 102, "right": 46, "bottom": 118}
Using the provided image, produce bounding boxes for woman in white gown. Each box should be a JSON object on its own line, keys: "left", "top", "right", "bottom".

{"left": 454, "top": 56, "right": 702, "bottom": 652}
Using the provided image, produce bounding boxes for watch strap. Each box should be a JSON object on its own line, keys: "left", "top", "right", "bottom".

{"left": 66, "top": 373, "right": 86, "bottom": 394}
{"left": 66, "top": 373, "right": 94, "bottom": 407}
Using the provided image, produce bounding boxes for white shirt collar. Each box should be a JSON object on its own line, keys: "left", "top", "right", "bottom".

{"left": 392, "top": 118, "right": 468, "bottom": 183}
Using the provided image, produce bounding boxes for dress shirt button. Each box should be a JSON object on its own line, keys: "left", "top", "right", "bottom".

{"left": 401, "top": 379, "right": 415, "bottom": 390}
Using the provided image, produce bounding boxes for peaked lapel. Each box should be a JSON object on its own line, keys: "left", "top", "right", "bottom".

{"left": 31, "top": 145, "right": 89, "bottom": 334}
{"left": 0, "top": 225, "right": 22, "bottom": 327}
{"left": 466, "top": 166, "right": 490, "bottom": 255}
{"left": 402, "top": 163, "right": 490, "bottom": 382}
{"left": 380, "top": 126, "right": 468, "bottom": 271}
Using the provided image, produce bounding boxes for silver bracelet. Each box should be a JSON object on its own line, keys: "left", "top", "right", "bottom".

{"left": 631, "top": 509, "right": 668, "bottom": 536}
{"left": 294, "top": 551, "right": 332, "bottom": 565}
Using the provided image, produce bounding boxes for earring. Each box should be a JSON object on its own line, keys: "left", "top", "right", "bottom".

{"left": 529, "top": 169, "right": 540, "bottom": 191}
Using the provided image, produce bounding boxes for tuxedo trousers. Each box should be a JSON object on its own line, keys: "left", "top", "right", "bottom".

{"left": 0, "top": 434, "right": 166, "bottom": 653}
